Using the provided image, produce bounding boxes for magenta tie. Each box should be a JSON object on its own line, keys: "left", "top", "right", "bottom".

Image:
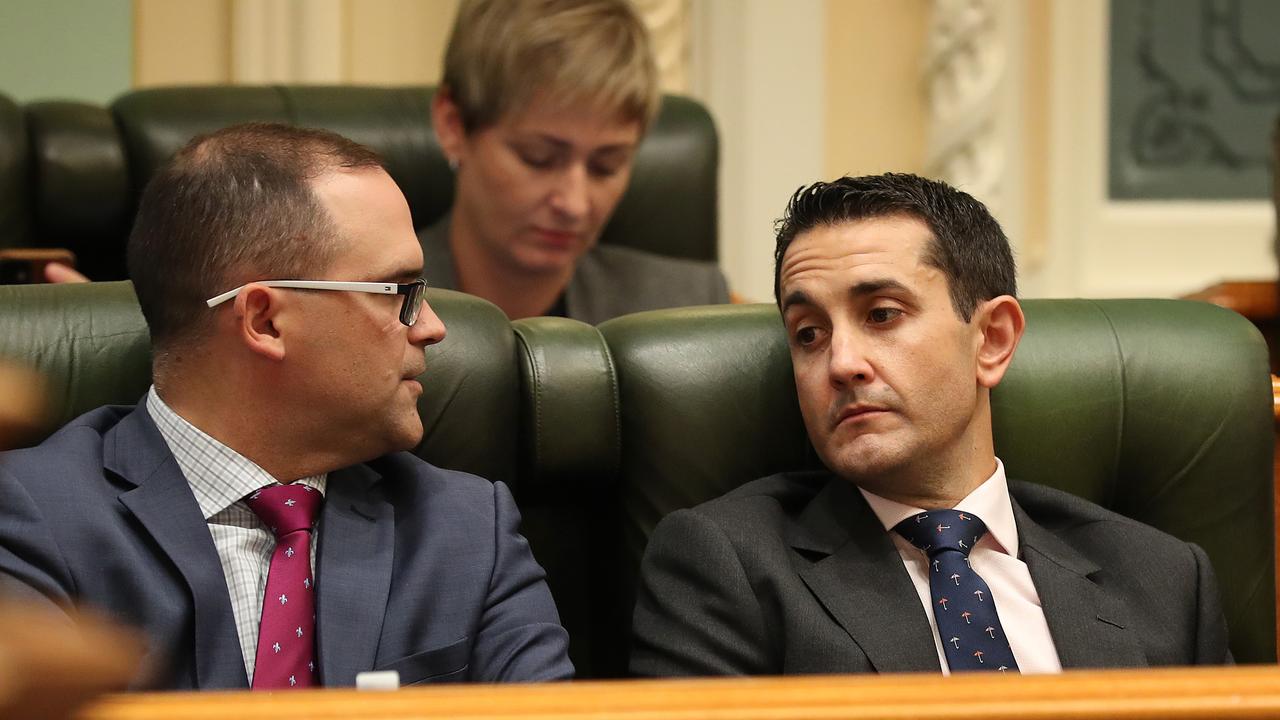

{"left": 245, "top": 483, "right": 323, "bottom": 689}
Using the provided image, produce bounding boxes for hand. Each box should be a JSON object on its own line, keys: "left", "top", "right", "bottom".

{"left": 43, "top": 263, "right": 90, "bottom": 284}
{"left": 0, "top": 602, "right": 142, "bottom": 719}
{"left": 0, "top": 362, "right": 50, "bottom": 451}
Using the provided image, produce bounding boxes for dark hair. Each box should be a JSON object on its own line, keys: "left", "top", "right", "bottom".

{"left": 127, "top": 122, "right": 384, "bottom": 359}
{"left": 773, "top": 173, "right": 1016, "bottom": 322}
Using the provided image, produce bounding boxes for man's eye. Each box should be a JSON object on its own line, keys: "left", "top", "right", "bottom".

{"left": 795, "top": 326, "right": 819, "bottom": 346}
{"left": 868, "top": 307, "right": 903, "bottom": 324}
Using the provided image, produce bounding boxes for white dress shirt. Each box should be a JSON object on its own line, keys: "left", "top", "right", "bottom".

{"left": 858, "top": 459, "right": 1063, "bottom": 675}
{"left": 147, "top": 386, "right": 326, "bottom": 684}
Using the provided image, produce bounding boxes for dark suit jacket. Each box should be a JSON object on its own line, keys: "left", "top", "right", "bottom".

{"left": 419, "top": 214, "right": 730, "bottom": 325}
{"left": 631, "top": 471, "right": 1230, "bottom": 676}
{"left": 0, "top": 404, "right": 573, "bottom": 688}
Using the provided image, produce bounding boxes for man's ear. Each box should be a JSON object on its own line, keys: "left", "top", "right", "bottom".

{"left": 432, "top": 87, "right": 467, "bottom": 167}
{"left": 232, "top": 285, "right": 287, "bottom": 362}
{"left": 973, "top": 295, "right": 1025, "bottom": 389}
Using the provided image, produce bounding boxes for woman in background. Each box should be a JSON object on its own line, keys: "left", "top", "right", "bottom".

{"left": 424, "top": 0, "right": 730, "bottom": 323}
{"left": 49, "top": 0, "right": 732, "bottom": 320}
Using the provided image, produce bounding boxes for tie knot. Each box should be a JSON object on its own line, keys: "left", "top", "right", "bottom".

{"left": 245, "top": 483, "right": 323, "bottom": 537}
{"left": 893, "top": 508, "right": 987, "bottom": 557}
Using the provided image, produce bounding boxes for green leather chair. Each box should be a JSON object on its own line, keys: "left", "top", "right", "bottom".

{"left": 0, "top": 86, "right": 718, "bottom": 281}
{"left": 1, "top": 284, "right": 1274, "bottom": 674}
{"left": 0, "top": 281, "right": 619, "bottom": 677}
{"left": 598, "top": 299, "right": 1277, "bottom": 667}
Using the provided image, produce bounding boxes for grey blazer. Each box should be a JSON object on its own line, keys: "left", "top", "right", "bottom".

{"left": 0, "top": 403, "right": 573, "bottom": 688}
{"left": 631, "top": 471, "right": 1231, "bottom": 676}
{"left": 419, "top": 214, "right": 729, "bottom": 325}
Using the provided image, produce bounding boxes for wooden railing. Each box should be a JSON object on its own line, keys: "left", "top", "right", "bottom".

{"left": 78, "top": 666, "right": 1280, "bottom": 720}
{"left": 1273, "top": 373, "right": 1279, "bottom": 658}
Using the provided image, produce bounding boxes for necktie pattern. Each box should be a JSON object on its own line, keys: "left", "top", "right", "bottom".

{"left": 894, "top": 509, "right": 1019, "bottom": 673}
{"left": 245, "top": 483, "right": 323, "bottom": 689}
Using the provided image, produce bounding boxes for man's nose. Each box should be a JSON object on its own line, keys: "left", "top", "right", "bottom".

{"left": 548, "top": 164, "right": 590, "bottom": 220}
{"left": 409, "top": 301, "right": 446, "bottom": 347}
{"left": 828, "top": 331, "right": 874, "bottom": 386}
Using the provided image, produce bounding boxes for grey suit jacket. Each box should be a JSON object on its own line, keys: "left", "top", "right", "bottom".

{"left": 631, "top": 471, "right": 1230, "bottom": 676}
{"left": 419, "top": 214, "right": 729, "bottom": 325}
{"left": 0, "top": 404, "right": 573, "bottom": 688}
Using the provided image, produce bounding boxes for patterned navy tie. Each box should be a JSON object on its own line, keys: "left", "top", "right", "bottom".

{"left": 894, "top": 509, "right": 1019, "bottom": 673}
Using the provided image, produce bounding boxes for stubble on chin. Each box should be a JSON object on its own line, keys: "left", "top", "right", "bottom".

{"left": 385, "top": 410, "right": 424, "bottom": 454}
{"left": 821, "top": 436, "right": 910, "bottom": 491}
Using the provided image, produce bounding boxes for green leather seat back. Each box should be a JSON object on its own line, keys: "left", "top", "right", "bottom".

{"left": 0, "top": 282, "right": 150, "bottom": 431}
{"left": 7, "top": 285, "right": 1267, "bottom": 672}
{"left": 111, "top": 87, "right": 717, "bottom": 264}
{"left": 0, "top": 281, "right": 623, "bottom": 676}
{"left": 600, "top": 299, "right": 1276, "bottom": 664}
{"left": 512, "top": 316, "right": 621, "bottom": 678}
{"left": 111, "top": 87, "right": 446, "bottom": 231}
{"left": 0, "top": 282, "right": 525, "bottom": 485}
{"left": 25, "top": 101, "right": 132, "bottom": 279}
{"left": 0, "top": 96, "right": 134, "bottom": 278}
{"left": 594, "top": 304, "right": 815, "bottom": 676}
{"left": 993, "top": 300, "right": 1275, "bottom": 664}
{"left": 0, "top": 86, "right": 716, "bottom": 281}
{"left": 0, "top": 92, "right": 33, "bottom": 253}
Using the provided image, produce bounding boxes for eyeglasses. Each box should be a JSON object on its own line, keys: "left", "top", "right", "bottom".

{"left": 205, "top": 279, "right": 428, "bottom": 327}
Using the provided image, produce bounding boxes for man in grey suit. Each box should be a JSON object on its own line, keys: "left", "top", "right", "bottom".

{"left": 631, "top": 173, "right": 1230, "bottom": 676}
{"left": 0, "top": 123, "right": 572, "bottom": 689}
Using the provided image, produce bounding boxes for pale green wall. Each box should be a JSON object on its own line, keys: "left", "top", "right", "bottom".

{"left": 0, "top": 0, "right": 133, "bottom": 104}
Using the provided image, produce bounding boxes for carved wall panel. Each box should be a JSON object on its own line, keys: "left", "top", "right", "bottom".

{"left": 634, "top": 0, "right": 690, "bottom": 94}
{"left": 924, "top": 0, "right": 1037, "bottom": 266}
{"left": 1109, "top": 0, "right": 1280, "bottom": 200}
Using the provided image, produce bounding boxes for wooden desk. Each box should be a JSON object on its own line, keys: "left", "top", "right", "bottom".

{"left": 80, "top": 666, "right": 1280, "bottom": 720}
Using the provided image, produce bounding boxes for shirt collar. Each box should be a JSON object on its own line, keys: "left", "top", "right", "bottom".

{"left": 146, "top": 386, "right": 326, "bottom": 520}
{"left": 858, "top": 458, "right": 1018, "bottom": 555}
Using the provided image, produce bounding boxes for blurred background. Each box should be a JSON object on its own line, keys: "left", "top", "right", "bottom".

{"left": 0, "top": 0, "right": 1275, "bottom": 303}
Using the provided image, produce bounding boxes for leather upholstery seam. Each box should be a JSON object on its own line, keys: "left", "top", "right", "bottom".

{"left": 593, "top": 328, "right": 621, "bottom": 475}
{"left": 1085, "top": 299, "right": 1126, "bottom": 510}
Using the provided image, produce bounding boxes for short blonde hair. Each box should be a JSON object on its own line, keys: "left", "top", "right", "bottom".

{"left": 443, "top": 0, "right": 660, "bottom": 132}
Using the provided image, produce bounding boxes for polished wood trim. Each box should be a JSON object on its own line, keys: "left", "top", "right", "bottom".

{"left": 1185, "top": 281, "right": 1280, "bottom": 322}
{"left": 80, "top": 666, "right": 1280, "bottom": 720}
{"left": 1272, "top": 375, "right": 1279, "bottom": 422}
{"left": 1273, "top": 374, "right": 1280, "bottom": 657}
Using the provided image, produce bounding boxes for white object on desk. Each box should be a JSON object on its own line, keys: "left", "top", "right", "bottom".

{"left": 355, "top": 670, "right": 400, "bottom": 691}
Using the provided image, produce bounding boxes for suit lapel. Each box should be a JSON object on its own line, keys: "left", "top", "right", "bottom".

{"left": 315, "top": 463, "right": 394, "bottom": 685}
{"left": 792, "top": 478, "right": 941, "bottom": 673}
{"left": 1013, "top": 498, "right": 1147, "bottom": 669}
{"left": 106, "top": 406, "right": 248, "bottom": 689}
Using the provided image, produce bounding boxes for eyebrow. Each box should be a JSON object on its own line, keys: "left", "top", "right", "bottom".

{"left": 378, "top": 265, "right": 423, "bottom": 283}
{"left": 780, "top": 278, "right": 911, "bottom": 314}
{"left": 530, "top": 134, "right": 636, "bottom": 155}
{"left": 780, "top": 289, "right": 811, "bottom": 314}
{"left": 849, "top": 279, "right": 910, "bottom": 298}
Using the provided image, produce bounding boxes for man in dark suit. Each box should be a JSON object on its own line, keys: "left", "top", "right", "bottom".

{"left": 631, "top": 173, "right": 1230, "bottom": 676}
{"left": 0, "top": 123, "right": 572, "bottom": 689}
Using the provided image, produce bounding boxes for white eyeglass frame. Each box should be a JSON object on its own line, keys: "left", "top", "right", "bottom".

{"left": 205, "top": 279, "right": 427, "bottom": 326}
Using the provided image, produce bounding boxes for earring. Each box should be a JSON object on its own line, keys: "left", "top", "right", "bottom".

{"left": 447, "top": 156, "right": 459, "bottom": 172}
